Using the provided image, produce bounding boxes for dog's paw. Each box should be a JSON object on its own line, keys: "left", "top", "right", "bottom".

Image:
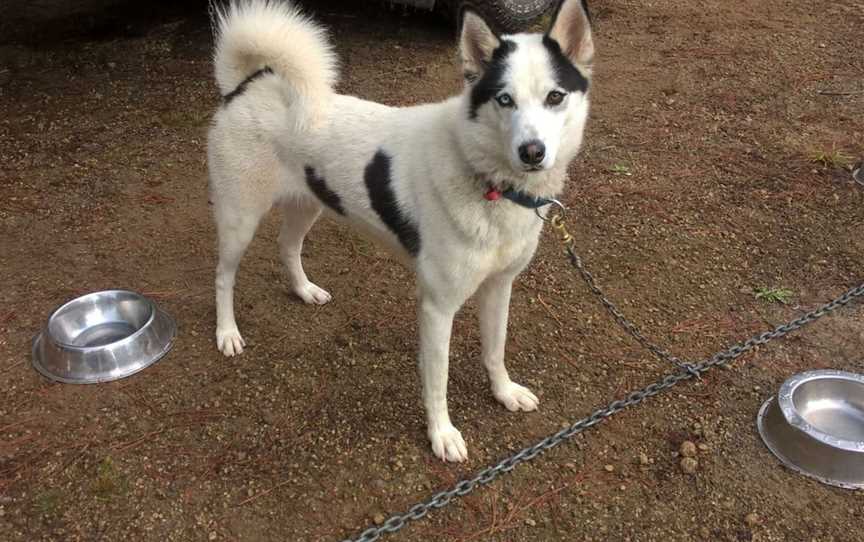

{"left": 294, "top": 281, "right": 332, "bottom": 305}
{"left": 216, "top": 327, "right": 245, "bottom": 356}
{"left": 428, "top": 424, "right": 468, "bottom": 463}
{"left": 493, "top": 381, "right": 540, "bottom": 412}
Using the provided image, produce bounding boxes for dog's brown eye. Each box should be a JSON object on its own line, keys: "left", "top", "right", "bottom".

{"left": 495, "top": 93, "right": 514, "bottom": 108}
{"left": 546, "top": 91, "right": 566, "bottom": 106}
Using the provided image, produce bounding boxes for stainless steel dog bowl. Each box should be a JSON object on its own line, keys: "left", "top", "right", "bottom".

{"left": 757, "top": 370, "right": 864, "bottom": 489}
{"left": 32, "top": 290, "right": 176, "bottom": 384}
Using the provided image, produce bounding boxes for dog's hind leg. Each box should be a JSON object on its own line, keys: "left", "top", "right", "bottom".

{"left": 214, "top": 204, "right": 265, "bottom": 357}
{"left": 477, "top": 273, "right": 539, "bottom": 412}
{"left": 278, "top": 198, "right": 331, "bottom": 305}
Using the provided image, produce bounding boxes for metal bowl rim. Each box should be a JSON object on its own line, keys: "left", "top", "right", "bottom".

{"left": 777, "top": 369, "right": 864, "bottom": 452}
{"left": 757, "top": 396, "right": 864, "bottom": 489}
{"left": 32, "top": 307, "right": 176, "bottom": 384}
{"left": 44, "top": 289, "right": 156, "bottom": 352}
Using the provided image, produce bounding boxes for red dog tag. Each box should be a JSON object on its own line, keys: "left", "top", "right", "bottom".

{"left": 484, "top": 187, "right": 502, "bottom": 201}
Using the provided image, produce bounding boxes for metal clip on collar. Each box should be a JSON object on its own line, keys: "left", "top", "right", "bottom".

{"left": 536, "top": 200, "right": 574, "bottom": 248}
{"left": 535, "top": 198, "right": 566, "bottom": 222}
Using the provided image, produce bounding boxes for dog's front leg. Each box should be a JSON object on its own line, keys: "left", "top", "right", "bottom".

{"left": 477, "top": 274, "right": 539, "bottom": 412}
{"left": 418, "top": 293, "right": 469, "bottom": 462}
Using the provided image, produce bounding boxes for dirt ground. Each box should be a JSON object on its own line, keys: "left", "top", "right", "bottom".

{"left": 1, "top": 0, "right": 863, "bottom": 540}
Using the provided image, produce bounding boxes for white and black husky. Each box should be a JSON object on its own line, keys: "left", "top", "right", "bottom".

{"left": 208, "top": 0, "right": 594, "bottom": 461}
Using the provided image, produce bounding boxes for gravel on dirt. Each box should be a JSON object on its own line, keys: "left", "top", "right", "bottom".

{"left": 1, "top": 0, "right": 862, "bottom": 541}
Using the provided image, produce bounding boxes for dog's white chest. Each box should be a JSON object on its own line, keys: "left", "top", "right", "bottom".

{"left": 474, "top": 214, "right": 543, "bottom": 276}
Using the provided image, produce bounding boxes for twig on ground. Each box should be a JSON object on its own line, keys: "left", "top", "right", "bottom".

{"left": 0, "top": 360, "right": 25, "bottom": 374}
{"left": 0, "top": 418, "right": 37, "bottom": 434}
{"left": 536, "top": 294, "right": 564, "bottom": 329}
{"left": 49, "top": 443, "right": 91, "bottom": 476}
{"left": 235, "top": 478, "right": 294, "bottom": 506}
{"left": 817, "top": 89, "right": 864, "bottom": 96}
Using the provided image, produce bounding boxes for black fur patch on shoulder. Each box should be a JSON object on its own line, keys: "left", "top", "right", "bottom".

{"left": 363, "top": 150, "right": 421, "bottom": 256}
{"left": 222, "top": 67, "right": 274, "bottom": 105}
{"left": 304, "top": 166, "right": 345, "bottom": 215}
{"left": 469, "top": 39, "right": 517, "bottom": 120}
{"left": 541, "top": 36, "right": 589, "bottom": 93}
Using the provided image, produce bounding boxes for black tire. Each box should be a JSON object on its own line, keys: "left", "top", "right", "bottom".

{"left": 456, "top": 0, "right": 554, "bottom": 34}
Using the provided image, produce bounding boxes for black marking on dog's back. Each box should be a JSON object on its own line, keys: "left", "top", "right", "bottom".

{"left": 222, "top": 67, "right": 274, "bottom": 105}
{"left": 304, "top": 166, "right": 345, "bottom": 215}
{"left": 541, "top": 36, "right": 589, "bottom": 93}
{"left": 363, "top": 150, "right": 421, "bottom": 256}
{"left": 469, "top": 40, "right": 517, "bottom": 119}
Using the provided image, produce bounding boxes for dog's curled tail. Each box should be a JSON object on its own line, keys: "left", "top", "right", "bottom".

{"left": 212, "top": 0, "right": 337, "bottom": 122}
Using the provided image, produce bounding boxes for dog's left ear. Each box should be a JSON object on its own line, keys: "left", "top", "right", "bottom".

{"left": 459, "top": 10, "right": 500, "bottom": 81}
{"left": 547, "top": 0, "right": 594, "bottom": 67}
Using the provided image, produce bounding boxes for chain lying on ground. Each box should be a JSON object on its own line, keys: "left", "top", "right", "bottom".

{"left": 562, "top": 243, "right": 695, "bottom": 372}
{"left": 548, "top": 212, "right": 694, "bottom": 371}
{"left": 341, "top": 209, "right": 864, "bottom": 542}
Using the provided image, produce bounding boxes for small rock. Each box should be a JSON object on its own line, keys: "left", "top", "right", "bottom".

{"left": 698, "top": 443, "right": 710, "bottom": 452}
{"left": 208, "top": 533, "right": 217, "bottom": 541}
{"left": 680, "top": 457, "right": 698, "bottom": 474}
{"left": 524, "top": 518, "right": 536, "bottom": 527}
{"left": 603, "top": 464, "right": 615, "bottom": 473}
{"left": 745, "top": 512, "right": 760, "bottom": 526}
{"left": 373, "top": 513, "right": 386, "bottom": 525}
{"left": 699, "top": 527, "right": 711, "bottom": 539}
{"left": 107, "top": 62, "right": 117, "bottom": 69}
{"left": 638, "top": 452, "right": 649, "bottom": 465}
{"left": 680, "top": 441, "right": 697, "bottom": 458}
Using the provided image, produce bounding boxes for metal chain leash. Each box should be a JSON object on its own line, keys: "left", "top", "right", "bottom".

{"left": 341, "top": 207, "right": 864, "bottom": 542}
{"left": 561, "top": 242, "right": 694, "bottom": 372}
{"left": 546, "top": 211, "right": 864, "bottom": 369}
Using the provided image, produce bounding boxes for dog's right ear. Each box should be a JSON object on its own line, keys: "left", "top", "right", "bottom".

{"left": 459, "top": 10, "right": 500, "bottom": 82}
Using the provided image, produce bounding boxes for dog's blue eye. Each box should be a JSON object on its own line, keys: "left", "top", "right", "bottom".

{"left": 546, "top": 91, "right": 566, "bottom": 106}
{"left": 495, "top": 93, "right": 514, "bottom": 107}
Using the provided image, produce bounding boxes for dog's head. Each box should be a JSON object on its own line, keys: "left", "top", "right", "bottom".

{"left": 458, "top": 0, "right": 594, "bottom": 195}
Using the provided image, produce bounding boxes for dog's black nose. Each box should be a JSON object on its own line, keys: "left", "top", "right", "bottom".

{"left": 518, "top": 140, "right": 545, "bottom": 166}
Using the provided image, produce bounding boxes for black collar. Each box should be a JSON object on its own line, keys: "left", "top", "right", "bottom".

{"left": 485, "top": 183, "right": 554, "bottom": 209}
{"left": 500, "top": 188, "right": 554, "bottom": 209}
